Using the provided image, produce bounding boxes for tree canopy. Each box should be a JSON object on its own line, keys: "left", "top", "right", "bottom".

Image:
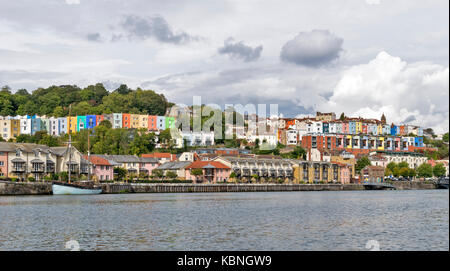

{"left": 0, "top": 83, "right": 170, "bottom": 117}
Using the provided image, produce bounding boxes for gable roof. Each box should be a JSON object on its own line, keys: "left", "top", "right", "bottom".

{"left": 83, "top": 155, "right": 112, "bottom": 166}
{"left": 185, "top": 161, "right": 230, "bottom": 169}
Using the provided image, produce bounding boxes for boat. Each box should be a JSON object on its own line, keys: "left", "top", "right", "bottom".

{"left": 52, "top": 181, "right": 102, "bottom": 195}
{"left": 436, "top": 177, "right": 449, "bottom": 189}
{"left": 52, "top": 105, "right": 102, "bottom": 195}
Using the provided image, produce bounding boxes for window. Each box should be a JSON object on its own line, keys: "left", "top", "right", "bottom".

{"left": 0, "top": 161, "right": 3, "bottom": 166}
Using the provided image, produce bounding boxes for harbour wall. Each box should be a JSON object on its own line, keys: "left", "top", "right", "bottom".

{"left": 0, "top": 181, "right": 439, "bottom": 196}
{"left": 0, "top": 181, "right": 52, "bottom": 196}
{"left": 100, "top": 183, "right": 366, "bottom": 194}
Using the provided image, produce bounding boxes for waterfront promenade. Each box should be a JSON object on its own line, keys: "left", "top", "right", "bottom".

{"left": 0, "top": 181, "right": 437, "bottom": 196}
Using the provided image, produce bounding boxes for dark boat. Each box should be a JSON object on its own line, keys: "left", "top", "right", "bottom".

{"left": 436, "top": 177, "right": 449, "bottom": 189}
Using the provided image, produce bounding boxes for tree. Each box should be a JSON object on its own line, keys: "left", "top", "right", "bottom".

{"left": 114, "top": 167, "right": 127, "bottom": 181}
{"left": 339, "top": 113, "right": 346, "bottom": 121}
{"left": 152, "top": 169, "right": 164, "bottom": 179}
{"left": 355, "top": 156, "right": 371, "bottom": 174}
{"left": 397, "top": 161, "right": 409, "bottom": 168}
{"left": 166, "top": 171, "right": 178, "bottom": 180}
{"left": 433, "top": 163, "right": 446, "bottom": 177}
{"left": 443, "top": 133, "right": 449, "bottom": 142}
{"left": 417, "top": 163, "right": 433, "bottom": 178}
{"left": 191, "top": 168, "right": 204, "bottom": 182}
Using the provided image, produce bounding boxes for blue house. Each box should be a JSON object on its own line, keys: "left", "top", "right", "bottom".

{"left": 414, "top": 137, "right": 424, "bottom": 147}
{"left": 383, "top": 137, "right": 392, "bottom": 151}
{"left": 348, "top": 121, "right": 356, "bottom": 134}
{"left": 31, "top": 115, "right": 41, "bottom": 135}
{"left": 86, "top": 115, "right": 97, "bottom": 129}
{"left": 390, "top": 125, "right": 398, "bottom": 136}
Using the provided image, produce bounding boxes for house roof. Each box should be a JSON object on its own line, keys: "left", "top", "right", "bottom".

{"left": 185, "top": 161, "right": 230, "bottom": 169}
{"left": 156, "top": 161, "right": 192, "bottom": 170}
{"left": 142, "top": 153, "right": 176, "bottom": 160}
{"left": 83, "top": 155, "right": 112, "bottom": 166}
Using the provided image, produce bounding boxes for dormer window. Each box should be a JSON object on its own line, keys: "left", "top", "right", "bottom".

{"left": 16, "top": 149, "right": 20, "bottom": 156}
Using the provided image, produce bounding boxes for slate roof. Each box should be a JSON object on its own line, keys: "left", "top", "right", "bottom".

{"left": 156, "top": 161, "right": 192, "bottom": 170}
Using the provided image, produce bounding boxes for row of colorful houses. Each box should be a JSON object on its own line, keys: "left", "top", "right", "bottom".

{"left": 301, "top": 134, "right": 425, "bottom": 156}
{"left": 0, "top": 114, "right": 176, "bottom": 140}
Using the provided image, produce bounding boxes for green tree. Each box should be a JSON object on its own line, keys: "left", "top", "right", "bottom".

{"left": 355, "top": 156, "right": 371, "bottom": 174}
{"left": 433, "top": 163, "right": 446, "bottom": 177}
{"left": 166, "top": 171, "right": 178, "bottom": 179}
{"left": 443, "top": 133, "right": 449, "bottom": 142}
{"left": 190, "top": 168, "right": 203, "bottom": 182}
{"left": 417, "top": 163, "right": 433, "bottom": 178}
{"left": 114, "top": 167, "right": 127, "bottom": 181}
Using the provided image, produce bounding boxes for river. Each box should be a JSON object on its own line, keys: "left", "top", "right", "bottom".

{"left": 0, "top": 190, "right": 448, "bottom": 251}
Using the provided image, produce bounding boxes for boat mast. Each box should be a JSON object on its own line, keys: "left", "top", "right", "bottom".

{"left": 87, "top": 129, "right": 91, "bottom": 181}
{"left": 68, "top": 105, "right": 72, "bottom": 184}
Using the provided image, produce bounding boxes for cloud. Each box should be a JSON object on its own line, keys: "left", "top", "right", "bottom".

{"left": 365, "top": 0, "right": 381, "bottom": 5}
{"left": 321, "top": 51, "right": 449, "bottom": 133}
{"left": 280, "top": 29, "right": 343, "bottom": 67}
{"left": 218, "top": 37, "right": 263, "bottom": 62}
{"left": 86, "top": 33, "right": 101, "bottom": 42}
{"left": 120, "top": 15, "right": 198, "bottom": 44}
{"left": 65, "top": 0, "right": 80, "bottom": 5}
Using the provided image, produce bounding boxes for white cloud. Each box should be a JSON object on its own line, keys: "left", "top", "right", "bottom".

{"left": 322, "top": 51, "right": 449, "bottom": 133}
{"left": 65, "top": 0, "right": 80, "bottom": 5}
{"left": 365, "top": 0, "right": 381, "bottom": 5}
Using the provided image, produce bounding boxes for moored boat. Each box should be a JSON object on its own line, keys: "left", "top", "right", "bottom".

{"left": 52, "top": 181, "right": 102, "bottom": 195}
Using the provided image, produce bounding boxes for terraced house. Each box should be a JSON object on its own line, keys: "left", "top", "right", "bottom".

{"left": 0, "top": 142, "right": 85, "bottom": 181}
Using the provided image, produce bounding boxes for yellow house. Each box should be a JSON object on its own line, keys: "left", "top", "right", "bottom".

{"left": 292, "top": 161, "right": 341, "bottom": 184}
{"left": 355, "top": 121, "right": 362, "bottom": 134}
{"left": 10, "top": 119, "right": 20, "bottom": 139}
{"left": 346, "top": 135, "right": 353, "bottom": 149}
{"left": 67, "top": 117, "right": 77, "bottom": 134}
{"left": 0, "top": 119, "right": 12, "bottom": 141}
{"left": 377, "top": 137, "right": 385, "bottom": 150}
{"left": 138, "top": 115, "right": 148, "bottom": 130}
{"left": 377, "top": 124, "right": 383, "bottom": 135}
{"left": 130, "top": 114, "right": 140, "bottom": 129}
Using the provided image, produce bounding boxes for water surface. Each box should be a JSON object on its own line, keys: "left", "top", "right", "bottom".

{"left": 0, "top": 190, "right": 448, "bottom": 250}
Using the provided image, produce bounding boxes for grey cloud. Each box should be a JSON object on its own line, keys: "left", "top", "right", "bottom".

{"left": 120, "top": 15, "right": 198, "bottom": 44}
{"left": 218, "top": 38, "right": 263, "bottom": 62}
{"left": 280, "top": 29, "right": 343, "bottom": 67}
{"left": 87, "top": 33, "right": 102, "bottom": 42}
{"left": 403, "top": 115, "right": 416, "bottom": 123}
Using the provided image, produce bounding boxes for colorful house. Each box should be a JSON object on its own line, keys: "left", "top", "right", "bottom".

{"left": 31, "top": 116, "right": 41, "bottom": 135}
{"left": 148, "top": 115, "right": 157, "bottom": 131}
{"left": 165, "top": 117, "right": 175, "bottom": 129}
{"left": 58, "top": 117, "right": 67, "bottom": 135}
{"left": 113, "top": 113, "right": 122, "bottom": 129}
{"left": 67, "top": 116, "right": 77, "bottom": 134}
{"left": 138, "top": 115, "right": 148, "bottom": 130}
{"left": 157, "top": 116, "right": 166, "bottom": 130}
{"left": 76, "top": 116, "right": 86, "bottom": 131}
{"left": 130, "top": 114, "right": 140, "bottom": 128}
{"left": 122, "top": 113, "right": 131, "bottom": 129}
{"left": 185, "top": 161, "right": 231, "bottom": 183}
{"left": 96, "top": 115, "right": 104, "bottom": 126}
{"left": 86, "top": 115, "right": 96, "bottom": 129}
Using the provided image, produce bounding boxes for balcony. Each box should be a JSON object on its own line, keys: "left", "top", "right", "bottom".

{"left": 31, "top": 165, "right": 45, "bottom": 173}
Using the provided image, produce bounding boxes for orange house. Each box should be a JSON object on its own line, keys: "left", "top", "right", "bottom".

{"left": 148, "top": 115, "right": 157, "bottom": 131}
{"left": 122, "top": 113, "right": 131, "bottom": 129}
{"left": 96, "top": 115, "right": 104, "bottom": 125}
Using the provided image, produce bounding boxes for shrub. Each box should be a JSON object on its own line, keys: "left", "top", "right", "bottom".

{"left": 28, "top": 177, "right": 36, "bottom": 182}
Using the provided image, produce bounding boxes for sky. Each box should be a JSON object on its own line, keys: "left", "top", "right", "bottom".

{"left": 0, "top": 0, "right": 448, "bottom": 133}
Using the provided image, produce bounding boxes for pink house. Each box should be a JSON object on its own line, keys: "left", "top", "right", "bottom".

{"left": 0, "top": 151, "right": 8, "bottom": 178}
{"left": 84, "top": 155, "right": 114, "bottom": 181}
{"left": 185, "top": 161, "right": 231, "bottom": 183}
{"left": 337, "top": 163, "right": 351, "bottom": 184}
{"left": 139, "top": 157, "right": 159, "bottom": 176}
{"left": 342, "top": 122, "right": 349, "bottom": 134}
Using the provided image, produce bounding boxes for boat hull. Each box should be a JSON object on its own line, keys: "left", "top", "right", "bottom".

{"left": 52, "top": 184, "right": 102, "bottom": 195}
